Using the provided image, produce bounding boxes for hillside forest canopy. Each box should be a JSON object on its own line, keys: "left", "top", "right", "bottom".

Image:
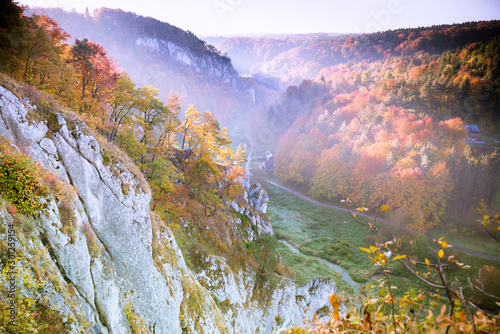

{"left": 245, "top": 22, "right": 500, "bottom": 233}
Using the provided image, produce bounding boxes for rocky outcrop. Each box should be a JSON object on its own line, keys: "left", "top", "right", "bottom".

{"left": 190, "top": 253, "right": 303, "bottom": 333}
{"left": 135, "top": 37, "right": 239, "bottom": 86}
{"left": 1, "top": 85, "right": 185, "bottom": 333}
{"left": 0, "top": 85, "right": 339, "bottom": 333}
{"left": 296, "top": 277, "right": 343, "bottom": 322}
{"left": 247, "top": 182, "right": 269, "bottom": 214}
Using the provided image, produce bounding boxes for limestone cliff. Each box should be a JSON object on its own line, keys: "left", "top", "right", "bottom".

{"left": 0, "top": 85, "right": 338, "bottom": 333}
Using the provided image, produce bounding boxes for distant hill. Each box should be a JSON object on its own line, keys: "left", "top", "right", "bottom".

{"left": 215, "top": 22, "right": 500, "bottom": 89}
{"left": 27, "top": 7, "right": 279, "bottom": 127}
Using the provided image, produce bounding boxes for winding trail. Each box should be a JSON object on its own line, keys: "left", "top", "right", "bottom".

{"left": 267, "top": 180, "right": 500, "bottom": 261}
{"left": 279, "top": 240, "right": 361, "bottom": 287}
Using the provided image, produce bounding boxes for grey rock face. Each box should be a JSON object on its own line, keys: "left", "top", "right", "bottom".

{"left": 296, "top": 277, "right": 340, "bottom": 322}
{"left": 0, "top": 86, "right": 183, "bottom": 333}
{"left": 191, "top": 253, "right": 304, "bottom": 333}
{"left": 0, "top": 85, "right": 339, "bottom": 333}
{"left": 135, "top": 38, "right": 240, "bottom": 87}
{"left": 247, "top": 182, "right": 269, "bottom": 214}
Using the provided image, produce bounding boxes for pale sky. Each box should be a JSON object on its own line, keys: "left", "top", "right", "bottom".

{"left": 18, "top": 0, "right": 500, "bottom": 36}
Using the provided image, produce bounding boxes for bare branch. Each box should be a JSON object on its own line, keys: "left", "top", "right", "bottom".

{"left": 397, "top": 259, "right": 446, "bottom": 289}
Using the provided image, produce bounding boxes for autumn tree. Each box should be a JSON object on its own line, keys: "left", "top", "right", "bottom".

{"left": 71, "top": 38, "right": 117, "bottom": 115}
{"left": 0, "top": 11, "right": 70, "bottom": 91}
{"left": 136, "top": 85, "right": 170, "bottom": 146}
{"left": 179, "top": 104, "right": 202, "bottom": 151}
{"left": 155, "top": 92, "right": 182, "bottom": 152}
{"left": 107, "top": 72, "right": 141, "bottom": 141}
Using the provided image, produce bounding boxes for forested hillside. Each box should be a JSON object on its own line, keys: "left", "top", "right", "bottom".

{"left": 251, "top": 22, "right": 500, "bottom": 232}
{"left": 26, "top": 7, "right": 279, "bottom": 126}
{"left": 216, "top": 21, "right": 500, "bottom": 90}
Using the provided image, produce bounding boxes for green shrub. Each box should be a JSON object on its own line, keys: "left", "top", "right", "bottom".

{"left": 0, "top": 258, "right": 70, "bottom": 333}
{"left": 124, "top": 301, "right": 151, "bottom": 334}
{"left": 0, "top": 153, "right": 47, "bottom": 215}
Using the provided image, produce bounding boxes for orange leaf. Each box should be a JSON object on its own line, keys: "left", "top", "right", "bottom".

{"left": 380, "top": 204, "right": 389, "bottom": 211}
{"left": 329, "top": 294, "right": 340, "bottom": 320}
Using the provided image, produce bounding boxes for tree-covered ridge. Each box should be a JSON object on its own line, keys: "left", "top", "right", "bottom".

{"left": 25, "top": 7, "right": 277, "bottom": 126}
{"left": 268, "top": 33, "right": 500, "bottom": 233}
{"left": 32, "top": 7, "right": 226, "bottom": 58}
{"left": 217, "top": 21, "right": 500, "bottom": 88}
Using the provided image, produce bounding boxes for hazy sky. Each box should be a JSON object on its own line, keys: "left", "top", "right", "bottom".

{"left": 19, "top": 0, "right": 500, "bottom": 36}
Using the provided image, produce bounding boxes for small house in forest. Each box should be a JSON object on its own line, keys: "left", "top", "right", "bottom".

{"left": 260, "top": 151, "right": 275, "bottom": 172}
{"left": 464, "top": 124, "right": 480, "bottom": 143}
{"left": 465, "top": 124, "right": 480, "bottom": 134}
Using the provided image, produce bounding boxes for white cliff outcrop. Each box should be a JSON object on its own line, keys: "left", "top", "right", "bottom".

{"left": 0, "top": 85, "right": 339, "bottom": 333}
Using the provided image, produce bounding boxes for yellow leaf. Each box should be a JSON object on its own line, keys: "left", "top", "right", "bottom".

{"left": 353, "top": 213, "right": 356, "bottom": 218}
{"left": 359, "top": 247, "right": 371, "bottom": 254}
{"left": 438, "top": 249, "right": 444, "bottom": 258}
{"left": 355, "top": 207, "right": 365, "bottom": 212}
{"left": 380, "top": 204, "right": 389, "bottom": 211}
{"left": 393, "top": 255, "right": 407, "bottom": 261}
{"left": 425, "top": 258, "right": 430, "bottom": 266}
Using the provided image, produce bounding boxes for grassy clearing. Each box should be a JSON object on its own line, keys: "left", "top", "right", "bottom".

{"left": 277, "top": 242, "right": 357, "bottom": 295}
{"left": 494, "top": 194, "right": 500, "bottom": 211}
{"left": 263, "top": 181, "right": 378, "bottom": 284}
{"left": 258, "top": 174, "right": 500, "bottom": 312}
